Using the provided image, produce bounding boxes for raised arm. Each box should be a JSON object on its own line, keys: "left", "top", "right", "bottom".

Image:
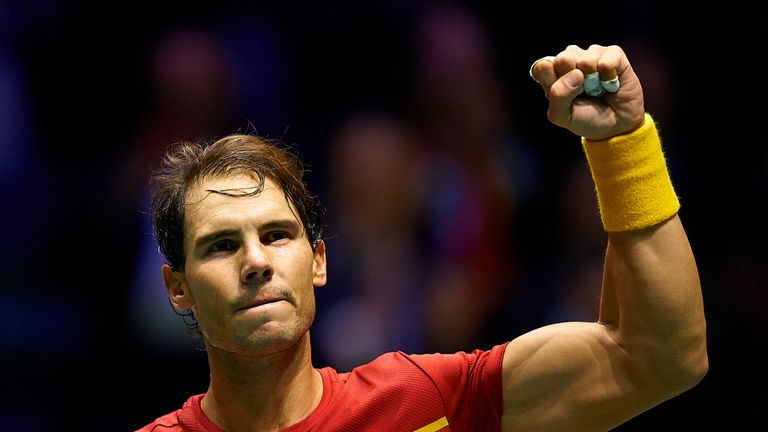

{"left": 499, "top": 44, "right": 708, "bottom": 432}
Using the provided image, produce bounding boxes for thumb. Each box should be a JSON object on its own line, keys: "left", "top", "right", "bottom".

{"left": 548, "top": 69, "right": 584, "bottom": 124}
{"left": 553, "top": 69, "right": 584, "bottom": 98}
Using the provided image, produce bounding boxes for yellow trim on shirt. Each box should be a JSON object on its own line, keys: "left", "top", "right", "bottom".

{"left": 413, "top": 416, "right": 449, "bottom": 432}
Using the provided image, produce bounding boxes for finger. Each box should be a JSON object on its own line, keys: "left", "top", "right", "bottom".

{"left": 547, "top": 69, "right": 584, "bottom": 126}
{"left": 600, "top": 74, "right": 620, "bottom": 93}
{"left": 597, "top": 45, "right": 624, "bottom": 79}
{"left": 597, "top": 45, "right": 624, "bottom": 93}
{"left": 598, "top": 65, "right": 618, "bottom": 82}
{"left": 577, "top": 47, "right": 604, "bottom": 97}
{"left": 530, "top": 56, "right": 558, "bottom": 90}
{"left": 576, "top": 47, "right": 599, "bottom": 76}
{"left": 553, "top": 46, "right": 587, "bottom": 96}
{"left": 552, "top": 48, "right": 578, "bottom": 78}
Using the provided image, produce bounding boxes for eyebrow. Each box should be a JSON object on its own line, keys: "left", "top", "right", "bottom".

{"left": 193, "top": 229, "right": 239, "bottom": 252}
{"left": 192, "top": 219, "right": 303, "bottom": 250}
{"left": 260, "top": 219, "right": 303, "bottom": 234}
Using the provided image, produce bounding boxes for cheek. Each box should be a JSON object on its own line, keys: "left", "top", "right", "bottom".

{"left": 187, "top": 266, "right": 236, "bottom": 307}
{"left": 189, "top": 287, "right": 221, "bottom": 323}
{"left": 283, "top": 245, "right": 315, "bottom": 278}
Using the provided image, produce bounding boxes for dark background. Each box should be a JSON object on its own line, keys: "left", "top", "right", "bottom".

{"left": 1, "top": 1, "right": 765, "bottom": 430}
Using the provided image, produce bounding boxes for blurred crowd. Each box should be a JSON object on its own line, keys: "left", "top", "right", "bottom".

{"left": 1, "top": 1, "right": 764, "bottom": 430}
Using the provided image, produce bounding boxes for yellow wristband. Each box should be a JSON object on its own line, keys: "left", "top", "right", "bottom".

{"left": 581, "top": 113, "right": 680, "bottom": 232}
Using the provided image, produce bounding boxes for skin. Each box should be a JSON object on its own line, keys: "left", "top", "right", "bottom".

{"left": 162, "top": 175, "right": 327, "bottom": 431}
{"left": 501, "top": 44, "right": 708, "bottom": 431}
{"left": 159, "top": 44, "right": 707, "bottom": 432}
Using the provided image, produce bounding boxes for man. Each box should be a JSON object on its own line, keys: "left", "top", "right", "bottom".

{"left": 138, "top": 44, "right": 707, "bottom": 431}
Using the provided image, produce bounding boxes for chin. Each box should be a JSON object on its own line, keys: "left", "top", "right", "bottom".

{"left": 239, "top": 324, "right": 310, "bottom": 356}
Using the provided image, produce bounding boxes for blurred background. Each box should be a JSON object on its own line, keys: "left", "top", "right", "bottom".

{"left": 1, "top": 0, "right": 765, "bottom": 430}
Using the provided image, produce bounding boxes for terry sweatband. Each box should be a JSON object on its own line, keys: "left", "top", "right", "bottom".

{"left": 581, "top": 113, "right": 680, "bottom": 232}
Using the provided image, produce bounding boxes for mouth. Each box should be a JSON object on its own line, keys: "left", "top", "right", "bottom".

{"left": 236, "top": 297, "right": 286, "bottom": 312}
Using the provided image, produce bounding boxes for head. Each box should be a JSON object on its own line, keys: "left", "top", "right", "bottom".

{"left": 149, "top": 134, "right": 326, "bottom": 355}
{"left": 151, "top": 134, "right": 323, "bottom": 270}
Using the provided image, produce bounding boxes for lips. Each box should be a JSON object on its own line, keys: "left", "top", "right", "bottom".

{"left": 236, "top": 295, "right": 286, "bottom": 312}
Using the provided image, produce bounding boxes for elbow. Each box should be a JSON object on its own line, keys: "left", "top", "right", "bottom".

{"left": 656, "top": 336, "right": 709, "bottom": 397}
{"left": 634, "top": 330, "right": 709, "bottom": 399}
{"left": 670, "top": 351, "right": 708, "bottom": 395}
{"left": 681, "top": 345, "right": 709, "bottom": 390}
{"left": 675, "top": 326, "right": 709, "bottom": 391}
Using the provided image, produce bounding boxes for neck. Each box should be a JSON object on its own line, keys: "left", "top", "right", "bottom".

{"left": 201, "top": 333, "right": 323, "bottom": 432}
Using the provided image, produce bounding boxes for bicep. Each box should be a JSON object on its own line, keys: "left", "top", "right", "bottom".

{"left": 500, "top": 322, "right": 658, "bottom": 432}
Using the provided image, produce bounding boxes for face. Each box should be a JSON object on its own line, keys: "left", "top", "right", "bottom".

{"left": 162, "top": 173, "right": 327, "bottom": 357}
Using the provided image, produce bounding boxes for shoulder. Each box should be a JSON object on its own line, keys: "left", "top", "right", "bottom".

{"left": 134, "top": 409, "right": 183, "bottom": 432}
{"left": 310, "top": 346, "right": 508, "bottom": 430}
{"left": 331, "top": 343, "right": 508, "bottom": 392}
{"left": 134, "top": 394, "right": 207, "bottom": 432}
{"left": 322, "top": 351, "right": 438, "bottom": 396}
{"left": 400, "top": 342, "right": 509, "bottom": 376}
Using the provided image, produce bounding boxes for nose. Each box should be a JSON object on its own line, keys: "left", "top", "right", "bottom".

{"left": 240, "top": 241, "right": 274, "bottom": 283}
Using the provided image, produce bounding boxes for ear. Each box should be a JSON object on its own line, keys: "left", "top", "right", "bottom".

{"left": 162, "top": 264, "right": 194, "bottom": 310}
{"left": 312, "top": 240, "right": 327, "bottom": 287}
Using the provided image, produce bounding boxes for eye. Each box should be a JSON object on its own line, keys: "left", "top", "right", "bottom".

{"left": 264, "top": 231, "right": 289, "bottom": 244}
{"left": 209, "top": 239, "right": 236, "bottom": 253}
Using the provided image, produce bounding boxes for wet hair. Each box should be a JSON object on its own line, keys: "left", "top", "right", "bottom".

{"left": 149, "top": 134, "right": 323, "bottom": 271}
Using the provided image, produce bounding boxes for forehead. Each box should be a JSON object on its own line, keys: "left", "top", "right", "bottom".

{"left": 184, "top": 173, "right": 295, "bottom": 230}
{"left": 186, "top": 172, "right": 267, "bottom": 203}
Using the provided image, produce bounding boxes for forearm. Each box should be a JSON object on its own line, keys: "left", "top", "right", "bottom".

{"left": 586, "top": 117, "right": 708, "bottom": 391}
{"left": 601, "top": 216, "right": 707, "bottom": 386}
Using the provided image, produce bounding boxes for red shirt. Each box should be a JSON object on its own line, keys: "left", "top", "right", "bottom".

{"left": 137, "top": 343, "right": 507, "bottom": 432}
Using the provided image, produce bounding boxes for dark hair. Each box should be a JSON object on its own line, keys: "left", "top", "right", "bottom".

{"left": 149, "top": 134, "right": 323, "bottom": 271}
